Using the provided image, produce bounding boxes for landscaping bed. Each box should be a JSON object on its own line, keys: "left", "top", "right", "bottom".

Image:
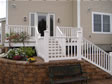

{"left": 0, "top": 47, "right": 37, "bottom": 63}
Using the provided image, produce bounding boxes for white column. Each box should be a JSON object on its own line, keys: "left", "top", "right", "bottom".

{"left": 77, "top": 29, "right": 82, "bottom": 60}
{"left": 44, "top": 30, "right": 49, "bottom": 62}
{"left": 77, "top": 0, "right": 81, "bottom": 28}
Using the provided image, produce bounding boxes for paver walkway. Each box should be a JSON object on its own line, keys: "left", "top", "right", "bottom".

{"left": 88, "top": 79, "right": 112, "bottom": 84}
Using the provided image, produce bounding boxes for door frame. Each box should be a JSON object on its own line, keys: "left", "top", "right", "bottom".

{"left": 37, "top": 13, "right": 48, "bottom": 36}
{"left": 0, "top": 23, "right": 2, "bottom": 45}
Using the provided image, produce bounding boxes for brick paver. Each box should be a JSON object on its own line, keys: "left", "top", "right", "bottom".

{"left": 88, "top": 79, "right": 112, "bottom": 84}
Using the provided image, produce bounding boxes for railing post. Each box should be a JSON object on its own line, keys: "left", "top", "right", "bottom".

{"left": 77, "top": 28, "right": 82, "bottom": 60}
{"left": 44, "top": 30, "right": 49, "bottom": 62}
{"left": 5, "top": 25, "right": 10, "bottom": 42}
{"left": 109, "top": 52, "right": 112, "bottom": 75}
{"left": 5, "top": 25, "right": 10, "bottom": 34}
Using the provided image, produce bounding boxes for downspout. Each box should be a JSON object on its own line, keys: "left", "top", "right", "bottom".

{"left": 77, "top": 0, "right": 80, "bottom": 28}
{"left": 6, "top": 0, "right": 8, "bottom": 25}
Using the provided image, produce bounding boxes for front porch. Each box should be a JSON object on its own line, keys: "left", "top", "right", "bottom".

{"left": 4, "top": 24, "right": 112, "bottom": 77}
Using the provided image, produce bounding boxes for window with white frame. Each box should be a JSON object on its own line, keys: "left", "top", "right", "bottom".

{"left": 93, "top": 12, "right": 111, "bottom": 33}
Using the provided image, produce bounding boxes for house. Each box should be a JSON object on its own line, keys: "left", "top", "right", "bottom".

{"left": 0, "top": 0, "right": 112, "bottom": 77}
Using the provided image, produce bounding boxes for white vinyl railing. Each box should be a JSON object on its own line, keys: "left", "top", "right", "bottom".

{"left": 59, "top": 27, "right": 78, "bottom": 37}
{"left": 82, "top": 38, "right": 112, "bottom": 75}
{"left": 56, "top": 26, "right": 64, "bottom": 37}
{"left": 6, "top": 25, "right": 35, "bottom": 37}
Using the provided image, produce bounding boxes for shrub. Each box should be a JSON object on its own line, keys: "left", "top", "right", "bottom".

{"left": 21, "top": 47, "right": 35, "bottom": 58}
{"left": 6, "top": 47, "right": 35, "bottom": 60}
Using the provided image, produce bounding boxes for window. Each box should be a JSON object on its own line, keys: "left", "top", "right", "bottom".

{"left": 93, "top": 12, "right": 111, "bottom": 33}
{"left": 30, "top": 13, "right": 35, "bottom": 36}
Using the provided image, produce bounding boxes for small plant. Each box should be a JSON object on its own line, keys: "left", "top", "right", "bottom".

{"left": 21, "top": 47, "right": 35, "bottom": 58}
{"left": 7, "top": 48, "right": 24, "bottom": 60}
{"left": 7, "top": 49, "right": 15, "bottom": 59}
{"left": 6, "top": 47, "right": 35, "bottom": 61}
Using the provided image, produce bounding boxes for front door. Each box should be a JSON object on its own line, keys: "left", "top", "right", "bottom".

{"left": 30, "top": 13, "right": 55, "bottom": 37}
{"left": 37, "top": 14, "right": 47, "bottom": 36}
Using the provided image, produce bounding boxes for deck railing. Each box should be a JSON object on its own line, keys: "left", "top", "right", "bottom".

{"left": 59, "top": 27, "right": 79, "bottom": 37}
{"left": 82, "top": 38, "right": 112, "bottom": 75}
{"left": 6, "top": 25, "right": 35, "bottom": 37}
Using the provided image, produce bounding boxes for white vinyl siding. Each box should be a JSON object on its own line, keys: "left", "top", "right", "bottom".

{"left": 92, "top": 12, "right": 112, "bottom": 34}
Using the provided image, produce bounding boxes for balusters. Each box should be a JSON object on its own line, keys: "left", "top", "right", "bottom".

{"left": 59, "top": 27, "right": 78, "bottom": 37}
{"left": 7, "top": 25, "right": 34, "bottom": 37}
{"left": 83, "top": 38, "right": 111, "bottom": 74}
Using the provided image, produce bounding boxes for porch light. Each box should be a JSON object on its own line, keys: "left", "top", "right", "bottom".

{"left": 57, "top": 18, "right": 61, "bottom": 23}
{"left": 88, "top": 8, "right": 91, "bottom": 12}
{"left": 24, "top": 16, "right": 27, "bottom": 22}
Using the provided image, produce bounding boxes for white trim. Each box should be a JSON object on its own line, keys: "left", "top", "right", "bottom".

{"left": 92, "top": 12, "right": 112, "bottom": 34}
{"left": 0, "top": 25, "right": 2, "bottom": 45}
{"left": 29, "top": 12, "right": 55, "bottom": 36}
{"left": 110, "top": 14, "right": 112, "bottom": 33}
{"left": 29, "top": 12, "right": 36, "bottom": 37}
{"left": 37, "top": 13, "right": 48, "bottom": 37}
{"left": 77, "top": 0, "right": 80, "bottom": 28}
{"left": 4, "top": 42, "right": 36, "bottom": 47}
{"left": 92, "top": 12, "right": 112, "bottom": 16}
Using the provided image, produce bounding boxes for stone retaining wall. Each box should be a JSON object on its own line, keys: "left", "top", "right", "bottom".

{"left": 0, "top": 58, "right": 110, "bottom": 84}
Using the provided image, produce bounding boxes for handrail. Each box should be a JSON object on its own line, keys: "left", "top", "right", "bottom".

{"left": 56, "top": 26, "right": 64, "bottom": 37}
{"left": 57, "top": 26, "right": 63, "bottom": 35}
{"left": 82, "top": 38, "right": 112, "bottom": 74}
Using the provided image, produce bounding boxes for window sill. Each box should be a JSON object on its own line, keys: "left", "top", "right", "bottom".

{"left": 92, "top": 32, "right": 112, "bottom": 34}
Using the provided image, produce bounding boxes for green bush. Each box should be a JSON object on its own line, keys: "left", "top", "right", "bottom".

{"left": 7, "top": 47, "right": 35, "bottom": 60}
{"left": 21, "top": 47, "right": 35, "bottom": 58}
